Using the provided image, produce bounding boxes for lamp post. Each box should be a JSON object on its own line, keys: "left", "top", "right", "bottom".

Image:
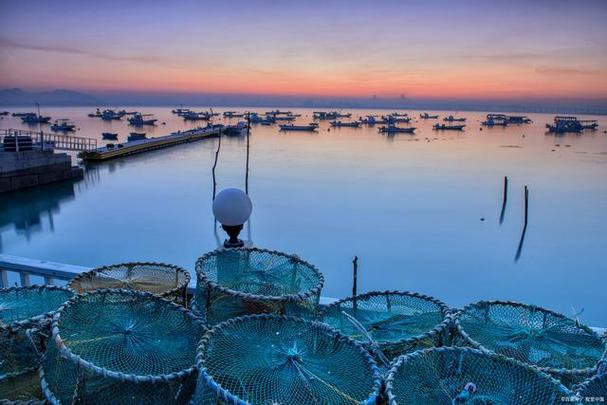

{"left": 212, "top": 188, "right": 252, "bottom": 248}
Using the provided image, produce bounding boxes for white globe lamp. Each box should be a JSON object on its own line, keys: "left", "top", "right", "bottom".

{"left": 213, "top": 188, "right": 252, "bottom": 248}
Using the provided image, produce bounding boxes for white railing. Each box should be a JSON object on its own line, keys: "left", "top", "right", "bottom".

{"left": 0, "top": 254, "right": 601, "bottom": 334}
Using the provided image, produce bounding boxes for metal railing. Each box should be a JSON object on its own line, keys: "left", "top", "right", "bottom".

{"left": 0, "top": 129, "right": 97, "bottom": 151}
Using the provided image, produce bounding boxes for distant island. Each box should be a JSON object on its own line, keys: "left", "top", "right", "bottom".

{"left": 1, "top": 88, "right": 605, "bottom": 115}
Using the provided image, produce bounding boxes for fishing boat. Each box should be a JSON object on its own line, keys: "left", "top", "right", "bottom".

{"left": 482, "top": 114, "right": 508, "bottom": 127}
{"left": 379, "top": 125, "right": 416, "bottom": 134}
{"left": 88, "top": 108, "right": 102, "bottom": 118}
{"left": 279, "top": 123, "right": 318, "bottom": 131}
{"left": 443, "top": 115, "right": 466, "bottom": 122}
{"left": 385, "top": 115, "right": 411, "bottom": 123}
{"left": 101, "top": 109, "right": 122, "bottom": 121}
{"left": 182, "top": 111, "right": 211, "bottom": 121}
{"left": 0, "top": 111, "right": 10, "bottom": 116}
{"left": 265, "top": 110, "right": 293, "bottom": 116}
{"left": 12, "top": 112, "right": 34, "bottom": 117}
{"left": 50, "top": 119, "right": 76, "bottom": 132}
{"left": 433, "top": 124, "right": 465, "bottom": 130}
{"left": 172, "top": 108, "right": 191, "bottom": 116}
{"left": 545, "top": 116, "right": 597, "bottom": 133}
{"left": 390, "top": 112, "right": 408, "bottom": 117}
{"left": 359, "top": 115, "right": 380, "bottom": 125}
{"left": 330, "top": 120, "right": 361, "bottom": 128}
{"left": 102, "top": 132, "right": 118, "bottom": 140}
{"left": 224, "top": 122, "right": 248, "bottom": 136}
{"left": 223, "top": 111, "right": 244, "bottom": 118}
{"left": 506, "top": 115, "right": 532, "bottom": 124}
{"left": 127, "top": 132, "right": 147, "bottom": 141}
{"left": 313, "top": 111, "right": 352, "bottom": 120}
{"left": 128, "top": 113, "right": 157, "bottom": 126}
{"left": 420, "top": 113, "right": 439, "bottom": 119}
{"left": 21, "top": 113, "right": 51, "bottom": 124}
{"left": 272, "top": 115, "right": 297, "bottom": 121}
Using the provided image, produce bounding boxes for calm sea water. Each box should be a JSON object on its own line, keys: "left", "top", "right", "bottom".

{"left": 1, "top": 107, "right": 606, "bottom": 325}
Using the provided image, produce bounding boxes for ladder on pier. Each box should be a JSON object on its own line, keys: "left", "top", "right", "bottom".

{"left": 0, "top": 128, "right": 97, "bottom": 151}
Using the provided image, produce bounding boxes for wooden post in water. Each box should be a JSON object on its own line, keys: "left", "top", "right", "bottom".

{"left": 212, "top": 135, "right": 221, "bottom": 200}
{"left": 245, "top": 116, "right": 251, "bottom": 195}
{"left": 352, "top": 256, "right": 358, "bottom": 309}
{"left": 499, "top": 176, "right": 508, "bottom": 224}
{"left": 524, "top": 185, "right": 529, "bottom": 226}
{"left": 515, "top": 185, "right": 529, "bottom": 261}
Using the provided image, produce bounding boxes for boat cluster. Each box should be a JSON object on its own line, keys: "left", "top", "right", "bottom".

{"left": 546, "top": 116, "right": 599, "bottom": 134}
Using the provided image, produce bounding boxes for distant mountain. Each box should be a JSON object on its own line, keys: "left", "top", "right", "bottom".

{"left": 0, "top": 88, "right": 102, "bottom": 106}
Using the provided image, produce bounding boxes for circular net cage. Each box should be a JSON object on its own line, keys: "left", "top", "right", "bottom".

{"left": 193, "top": 248, "right": 324, "bottom": 325}
{"left": 318, "top": 290, "right": 452, "bottom": 362}
{"left": 68, "top": 262, "right": 190, "bottom": 304}
{"left": 454, "top": 301, "right": 607, "bottom": 387}
{"left": 1, "top": 286, "right": 73, "bottom": 380}
{"left": 39, "top": 289, "right": 206, "bottom": 404}
{"left": 385, "top": 347, "right": 575, "bottom": 405}
{"left": 576, "top": 371, "right": 607, "bottom": 400}
{"left": 193, "top": 314, "right": 382, "bottom": 404}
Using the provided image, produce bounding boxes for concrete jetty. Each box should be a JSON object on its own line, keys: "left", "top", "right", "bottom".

{"left": 0, "top": 149, "right": 82, "bottom": 193}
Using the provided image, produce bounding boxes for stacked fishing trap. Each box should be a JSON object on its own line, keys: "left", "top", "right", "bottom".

{"left": 454, "top": 300, "right": 607, "bottom": 387}
{"left": 319, "top": 290, "right": 451, "bottom": 362}
{"left": 0, "top": 285, "right": 74, "bottom": 403}
{"left": 193, "top": 314, "right": 382, "bottom": 404}
{"left": 385, "top": 346, "right": 574, "bottom": 404}
{"left": 68, "top": 262, "right": 190, "bottom": 303}
{"left": 576, "top": 371, "right": 607, "bottom": 399}
{"left": 193, "top": 248, "right": 324, "bottom": 325}
{"left": 39, "top": 289, "right": 205, "bottom": 404}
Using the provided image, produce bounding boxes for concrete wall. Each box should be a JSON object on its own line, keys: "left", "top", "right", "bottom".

{"left": 0, "top": 150, "right": 83, "bottom": 193}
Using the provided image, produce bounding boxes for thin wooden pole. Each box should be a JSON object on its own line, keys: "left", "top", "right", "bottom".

{"left": 499, "top": 176, "right": 508, "bottom": 224}
{"left": 352, "top": 256, "right": 358, "bottom": 309}
{"left": 515, "top": 185, "right": 529, "bottom": 262}
{"left": 212, "top": 134, "right": 221, "bottom": 200}
{"left": 245, "top": 116, "right": 251, "bottom": 195}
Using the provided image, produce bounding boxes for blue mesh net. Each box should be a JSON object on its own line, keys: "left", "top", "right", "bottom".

{"left": 318, "top": 291, "right": 451, "bottom": 362}
{"left": 193, "top": 248, "right": 323, "bottom": 325}
{"left": 576, "top": 372, "right": 607, "bottom": 400}
{"left": 1, "top": 286, "right": 73, "bottom": 380}
{"left": 39, "top": 289, "right": 205, "bottom": 404}
{"left": 386, "top": 346, "right": 575, "bottom": 404}
{"left": 0, "top": 368, "right": 43, "bottom": 403}
{"left": 193, "top": 314, "right": 381, "bottom": 404}
{"left": 454, "top": 301, "right": 607, "bottom": 387}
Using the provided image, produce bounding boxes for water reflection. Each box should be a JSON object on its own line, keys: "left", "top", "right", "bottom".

{"left": 0, "top": 180, "right": 76, "bottom": 245}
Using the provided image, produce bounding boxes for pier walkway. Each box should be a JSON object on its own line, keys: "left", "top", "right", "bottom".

{"left": 0, "top": 129, "right": 97, "bottom": 151}
{"left": 79, "top": 125, "right": 225, "bottom": 161}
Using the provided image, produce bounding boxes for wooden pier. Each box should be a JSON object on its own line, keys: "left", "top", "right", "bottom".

{"left": 79, "top": 125, "right": 225, "bottom": 161}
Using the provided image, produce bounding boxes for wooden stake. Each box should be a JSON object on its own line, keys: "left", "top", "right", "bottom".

{"left": 212, "top": 134, "right": 221, "bottom": 200}
{"left": 499, "top": 176, "right": 508, "bottom": 224}
{"left": 245, "top": 116, "right": 251, "bottom": 195}
{"left": 352, "top": 256, "right": 358, "bottom": 310}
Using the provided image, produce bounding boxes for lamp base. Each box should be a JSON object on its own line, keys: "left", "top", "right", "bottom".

{"left": 222, "top": 224, "right": 244, "bottom": 248}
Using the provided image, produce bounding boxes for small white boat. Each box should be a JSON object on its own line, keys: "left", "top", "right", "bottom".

{"left": 433, "top": 124, "right": 465, "bottom": 130}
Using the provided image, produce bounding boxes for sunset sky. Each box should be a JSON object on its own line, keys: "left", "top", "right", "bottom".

{"left": 1, "top": 0, "right": 606, "bottom": 101}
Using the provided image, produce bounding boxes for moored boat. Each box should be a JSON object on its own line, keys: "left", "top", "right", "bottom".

{"left": 21, "top": 113, "right": 51, "bottom": 124}
{"left": 88, "top": 108, "right": 102, "bottom": 117}
{"left": 279, "top": 123, "right": 318, "bottom": 131}
{"left": 506, "top": 115, "right": 532, "bottom": 124}
{"left": 128, "top": 113, "right": 157, "bottom": 126}
{"left": 127, "top": 132, "right": 147, "bottom": 141}
{"left": 379, "top": 125, "right": 416, "bottom": 134}
{"left": 224, "top": 121, "right": 248, "bottom": 136}
{"left": 223, "top": 111, "right": 244, "bottom": 118}
{"left": 482, "top": 114, "right": 508, "bottom": 127}
{"left": 50, "top": 119, "right": 77, "bottom": 132}
{"left": 330, "top": 120, "right": 361, "bottom": 128}
{"left": 101, "top": 109, "right": 122, "bottom": 121}
{"left": 545, "top": 116, "right": 598, "bottom": 133}
{"left": 433, "top": 124, "right": 465, "bottom": 130}
{"left": 102, "top": 132, "right": 118, "bottom": 140}
{"left": 443, "top": 115, "right": 466, "bottom": 122}
{"left": 420, "top": 112, "right": 439, "bottom": 119}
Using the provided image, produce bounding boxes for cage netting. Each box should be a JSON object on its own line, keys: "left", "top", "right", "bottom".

{"left": 576, "top": 371, "right": 607, "bottom": 399}
{"left": 193, "top": 248, "right": 324, "bottom": 325}
{"left": 318, "top": 290, "right": 451, "bottom": 362}
{"left": 385, "top": 346, "right": 576, "bottom": 405}
{"left": 0, "top": 368, "right": 44, "bottom": 404}
{"left": 454, "top": 300, "right": 607, "bottom": 387}
{"left": 39, "top": 289, "right": 205, "bottom": 404}
{"left": 193, "top": 314, "right": 381, "bottom": 404}
{"left": 0, "top": 286, "right": 73, "bottom": 380}
{"left": 68, "top": 262, "right": 190, "bottom": 303}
